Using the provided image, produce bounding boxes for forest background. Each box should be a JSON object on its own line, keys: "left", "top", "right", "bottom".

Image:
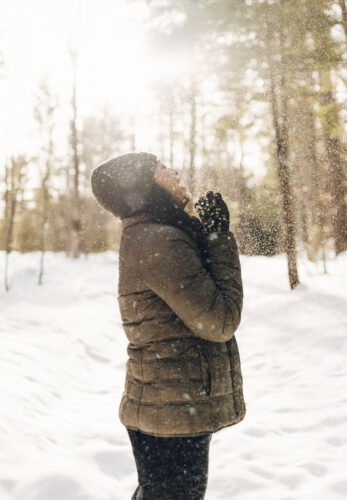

{"left": 1, "top": 0, "right": 346, "bottom": 291}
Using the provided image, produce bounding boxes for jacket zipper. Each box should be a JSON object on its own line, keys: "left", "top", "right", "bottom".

{"left": 199, "top": 348, "right": 212, "bottom": 396}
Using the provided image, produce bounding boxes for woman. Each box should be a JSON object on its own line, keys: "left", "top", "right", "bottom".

{"left": 91, "top": 151, "right": 246, "bottom": 500}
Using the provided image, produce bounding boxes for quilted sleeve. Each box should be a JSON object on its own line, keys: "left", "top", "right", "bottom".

{"left": 142, "top": 226, "right": 243, "bottom": 343}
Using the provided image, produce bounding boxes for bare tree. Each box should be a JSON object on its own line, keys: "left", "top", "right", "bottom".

{"left": 187, "top": 77, "right": 197, "bottom": 197}
{"left": 339, "top": 0, "right": 347, "bottom": 38}
{"left": 299, "top": 89, "right": 329, "bottom": 271}
{"left": 3, "top": 156, "right": 27, "bottom": 291}
{"left": 34, "top": 80, "right": 58, "bottom": 284}
{"left": 318, "top": 68, "right": 346, "bottom": 256}
{"left": 69, "top": 43, "right": 82, "bottom": 259}
{"left": 265, "top": 10, "right": 300, "bottom": 289}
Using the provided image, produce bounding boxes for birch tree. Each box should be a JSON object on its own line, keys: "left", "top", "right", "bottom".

{"left": 69, "top": 44, "right": 81, "bottom": 259}
{"left": 3, "top": 156, "right": 27, "bottom": 291}
{"left": 34, "top": 80, "right": 58, "bottom": 284}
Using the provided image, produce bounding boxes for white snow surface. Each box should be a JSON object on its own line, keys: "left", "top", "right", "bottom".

{"left": 1, "top": 250, "right": 346, "bottom": 500}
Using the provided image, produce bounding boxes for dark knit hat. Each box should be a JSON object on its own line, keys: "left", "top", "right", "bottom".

{"left": 90, "top": 151, "right": 158, "bottom": 219}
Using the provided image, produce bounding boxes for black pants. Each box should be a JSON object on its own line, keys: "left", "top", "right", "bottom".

{"left": 127, "top": 428, "right": 212, "bottom": 500}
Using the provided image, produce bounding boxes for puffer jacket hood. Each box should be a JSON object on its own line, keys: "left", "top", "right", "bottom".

{"left": 90, "top": 151, "right": 158, "bottom": 219}
{"left": 91, "top": 150, "right": 208, "bottom": 253}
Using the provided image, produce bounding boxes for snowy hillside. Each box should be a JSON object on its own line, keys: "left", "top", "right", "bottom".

{"left": 1, "top": 250, "right": 346, "bottom": 500}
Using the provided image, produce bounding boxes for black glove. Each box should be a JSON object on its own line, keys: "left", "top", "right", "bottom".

{"left": 194, "top": 191, "right": 230, "bottom": 235}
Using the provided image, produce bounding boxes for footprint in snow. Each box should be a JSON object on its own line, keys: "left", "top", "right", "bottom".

{"left": 299, "top": 462, "right": 327, "bottom": 477}
{"left": 248, "top": 466, "right": 275, "bottom": 480}
{"left": 331, "top": 481, "right": 347, "bottom": 496}
{"left": 326, "top": 437, "right": 344, "bottom": 447}
{"left": 94, "top": 450, "right": 135, "bottom": 479}
{"left": 243, "top": 427, "right": 267, "bottom": 438}
{"left": 278, "top": 473, "right": 305, "bottom": 490}
{"left": 321, "top": 415, "right": 346, "bottom": 427}
{"left": 276, "top": 407, "right": 296, "bottom": 414}
{"left": 15, "top": 475, "right": 88, "bottom": 500}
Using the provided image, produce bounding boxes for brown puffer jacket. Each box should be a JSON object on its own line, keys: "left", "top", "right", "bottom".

{"left": 118, "top": 212, "right": 246, "bottom": 437}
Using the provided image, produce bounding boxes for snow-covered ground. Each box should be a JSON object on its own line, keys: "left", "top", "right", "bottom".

{"left": 1, "top": 249, "right": 346, "bottom": 500}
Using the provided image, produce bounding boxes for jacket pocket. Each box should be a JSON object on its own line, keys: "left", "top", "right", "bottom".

{"left": 198, "top": 349, "right": 212, "bottom": 396}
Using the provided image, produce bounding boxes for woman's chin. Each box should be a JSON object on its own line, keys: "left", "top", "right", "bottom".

{"left": 182, "top": 188, "right": 192, "bottom": 204}
{"left": 181, "top": 192, "right": 192, "bottom": 208}
{"left": 167, "top": 183, "right": 192, "bottom": 209}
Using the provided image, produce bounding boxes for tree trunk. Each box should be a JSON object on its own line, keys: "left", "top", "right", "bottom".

{"left": 266, "top": 24, "right": 300, "bottom": 290}
{"left": 70, "top": 46, "right": 81, "bottom": 259}
{"left": 3, "top": 158, "right": 24, "bottom": 291}
{"left": 319, "top": 68, "right": 346, "bottom": 256}
{"left": 188, "top": 78, "right": 197, "bottom": 197}
{"left": 339, "top": 0, "right": 347, "bottom": 38}
{"left": 300, "top": 199, "right": 309, "bottom": 245}
{"left": 129, "top": 114, "right": 136, "bottom": 150}
{"left": 3, "top": 163, "right": 11, "bottom": 292}
{"left": 38, "top": 165, "right": 50, "bottom": 285}
{"left": 305, "top": 91, "right": 329, "bottom": 269}
{"left": 169, "top": 105, "right": 174, "bottom": 169}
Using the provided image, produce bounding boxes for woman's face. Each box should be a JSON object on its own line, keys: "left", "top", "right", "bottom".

{"left": 154, "top": 161, "right": 192, "bottom": 208}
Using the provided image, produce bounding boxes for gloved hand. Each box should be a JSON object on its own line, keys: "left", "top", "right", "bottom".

{"left": 194, "top": 191, "right": 230, "bottom": 236}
